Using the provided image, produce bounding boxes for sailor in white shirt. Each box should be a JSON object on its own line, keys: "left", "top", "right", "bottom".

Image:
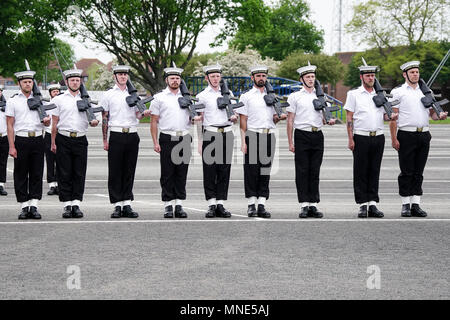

{"left": 196, "top": 64, "right": 237, "bottom": 218}
{"left": 100, "top": 65, "right": 151, "bottom": 219}
{"left": 236, "top": 65, "right": 287, "bottom": 219}
{"left": 5, "top": 69, "right": 51, "bottom": 219}
{"left": 51, "top": 68, "right": 99, "bottom": 219}
{"left": 286, "top": 63, "right": 336, "bottom": 219}
{"left": 0, "top": 85, "right": 8, "bottom": 196}
{"left": 389, "top": 61, "right": 448, "bottom": 217}
{"left": 150, "top": 66, "right": 199, "bottom": 219}
{"left": 44, "top": 83, "right": 61, "bottom": 196}
{"left": 344, "top": 61, "right": 397, "bottom": 218}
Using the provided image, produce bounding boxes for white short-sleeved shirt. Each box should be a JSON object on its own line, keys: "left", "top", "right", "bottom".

{"left": 5, "top": 91, "right": 44, "bottom": 133}
{"left": 99, "top": 84, "right": 139, "bottom": 127}
{"left": 0, "top": 102, "right": 7, "bottom": 135}
{"left": 44, "top": 99, "right": 57, "bottom": 133}
{"left": 150, "top": 87, "right": 191, "bottom": 131}
{"left": 52, "top": 90, "right": 89, "bottom": 133}
{"left": 236, "top": 87, "right": 276, "bottom": 129}
{"left": 344, "top": 86, "right": 384, "bottom": 131}
{"left": 286, "top": 88, "right": 323, "bottom": 129}
{"left": 196, "top": 85, "right": 232, "bottom": 127}
{"left": 390, "top": 83, "right": 429, "bottom": 128}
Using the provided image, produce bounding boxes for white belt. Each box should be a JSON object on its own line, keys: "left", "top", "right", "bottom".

{"left": 161, "top": 130, "right": 190, "bottom": 137}
{"left": 205, "top": 126, "right": 233, "bottom": 133}
{"left": 298, "top": 126, "right": 322, "bottom": 132}
{"left": 110, "top": 126, "right": 138, "bottom": 133}
{"left": 399, "top": 126, "right": 429, "bottom": 132}
{"left": 247, "top": 128, "right": 275, "bottom": 134}
{"left": 354, "top": 130, "right": 384, "bottom": 137}
{"left": 16, "top": 130, "right": 43, "bottom": 138}
{"left": 58, "top": 130, "right": 86, "bottom": 138}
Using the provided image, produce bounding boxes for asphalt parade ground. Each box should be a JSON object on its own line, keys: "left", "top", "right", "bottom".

{"left": 0, "top": 122, "right": 449, "bottom": 300}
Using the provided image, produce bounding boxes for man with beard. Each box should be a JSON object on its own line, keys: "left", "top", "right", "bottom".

{"left": 344, "top": 61, "right": 398, "bottom": 218}
{"left": 5, "top": 70, "right": 51, "bottom": 219}
{"left": 0, "top": 85, "right": 8, "bottom": 196}
{"left": 51, "top": 68, "right": 99, "bottom": 218}
{"left": 45, "top": 83, "right": 61, "bottom": 196}
{"left": 236, "top": 66, "right": 287, "bottom": 219}
{"left": 100, "top": 65, "right": 151, "bottom": 218}
{"left": 150, "top": 66, "right": 200, "bottom": 219}
{"left": 389, "top": 61, "right": 447, "bottom": 217}
{"left": 196, "top": 64, "right": 237, "bottom": 218}
{"left": 286, "top": 63, "right": 336, "bottom": 219}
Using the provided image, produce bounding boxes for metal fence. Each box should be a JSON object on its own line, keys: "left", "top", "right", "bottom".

{"left": 186, "top": 76, "right": 344, "bottom": 120}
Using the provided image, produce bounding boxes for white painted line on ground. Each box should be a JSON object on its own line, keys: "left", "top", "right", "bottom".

{"left": 81, "top": 179, "right": 450, "bottom": 183}
{"left": 0, "top": 218, "right": 448, "bottom": 225}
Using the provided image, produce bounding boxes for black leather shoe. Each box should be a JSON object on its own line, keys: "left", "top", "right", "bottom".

{"left": 18, "top": 207, "right": 29, "bottom": 220}
{"left": 71, "top": 205, "right": 84, "bottom": 218}
{"left": 299, "top": 207, "right": 309, "bottom": 218}
{"left": 401, "top": 204, "right": 411, "bottom": 217}
{"left": 358, "top": 205, "right": 368, "bottom": 218}
{"left": 122, "top": 205, "right": 139, "bottom": 218}
{"left": 411, "top": 204, "right": 427, "bottom": 217}
{"left": 216, "top": 204, "right": 231, "bottom": 218}
{"left": 257, "top": 204, "right": 271, "bottom": 219}
{"left": 28, "top": 206, "right": 42, "bottom": 219}
{"left": 62, "top": 206, "right": 72, "bottom": 218}
{"left": 308, "top": 206, "right": 323, "bottom": 218}
{"left": 247, "top": 204, "right": 257, "bottom": 217}
{"left": 111, "top": 206, "right": 121, "bottom": 219}
{"left": 0, "top": 185, "right": 7, "bottom": 196}
{"left": 205, "top": 205, "right": 216, "bottom": 218}
{"left": 175, "top": 205, "right": 187, "bottom": 218}
{"left": 47, "top": 187, "right": 58, "bottom": 196}
{"left": 164, "top": 206, "right": 173, "bottom": 218}
{"left": 368, "top": 205, "right": 384, "bottom": 218}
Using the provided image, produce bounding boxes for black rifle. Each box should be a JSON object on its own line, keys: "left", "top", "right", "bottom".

{"left": 312, "top": 80, "right": 340, "bottom": 123}
{"left": 126, "top": 79, "right": 154, "bottom": 115}
{"left": 27, "top": 78, "right": 57, "bottom": 123}
{"left": 372, "top": 78, "right": 399, "bottom": 120}
{"left": 77, "top": 83, "right": 103, "bottom": 122}
{"left": 419, "top": 78, "right": 449, "bottom": 116}
{"left": 263, "top": 81, "right": 289, "bottom": 118}
{"left": 178, "top": 79, "right": 205, "bottom": 119}
{"left": 0, "top": 95, "right": 5, "bottom": 112}
{"left": 217, "top": 79, "right": 244, "bottom": 120}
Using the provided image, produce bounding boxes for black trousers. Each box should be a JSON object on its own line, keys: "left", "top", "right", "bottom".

{"left": 202, "top": 130, "right": 234, "bottom": 201}
{"left": 44, "top": 132, "right": 57, "bottom": 184}
{"left": 294, "top": 129, "right": 324, "bottom": 203}
{"left": 0, "top": 136, "right": 8, "bottom": 183}
{"left": 108, "top": 132, "right": 140, "bottom": 204}
{"left": 159, "top": 133, "right": 191, "bottom": 202}
{"left": 397, "top": 130, "right": 431, "bottom": 197}
{"left": 55, "top": 133, "right": 88, "bottom": 202}
{"left": 352, "top": 134, "right": 385, "bottom": 204}
{"left": 13, "top": 136, "right": 45, "bottom": 202}
{"left": 244, "top": 131, "right": 275, "bottom": 199}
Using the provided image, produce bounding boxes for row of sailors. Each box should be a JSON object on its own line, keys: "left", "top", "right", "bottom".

{"left": 0, "top": 59, "right": 447, "bottom": 220}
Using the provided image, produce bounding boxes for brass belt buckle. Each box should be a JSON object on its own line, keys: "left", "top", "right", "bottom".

{"left": 263, "top": 129, "right": 269, "bottom": 134}
{"left": 369, "top": 131, "right": 376, "bottom": 137}
{"left": 176, "top": 131, "right": 183, "bottom": 136}
{"left": 312, "top": 127, "right": 318, "bottom": 132}
{"left": 0, "top": 133, "right": 3, "bottom": 137}
{"left": 70, "top": 132, "right": 77, "bottom": 138}
{"left": 417, "top": 127, "right": 423, "bottom": 132}
{"left": 122, "top": 128, "right": 130, "bottom": 133}
{"left": 28, "top": 131, "right": 36, "bottom": 137}
{"left": 218, "top": 128, "right": 224, "bottom": 133}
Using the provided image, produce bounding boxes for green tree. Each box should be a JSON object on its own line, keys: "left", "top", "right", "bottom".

{"left": 0, "top": 0, "right": 71, "bottom": 76}
{"left": 278, "top": 51, "right": 345, "bottom": 85}
{"left": 230, "top": 0, "right": 324, "bottom": 61}
{"left": 346, "top": 0, "right": 449, "bottom": 51}
{"left": 73, "top": 0, "right": 268, "bottom": 93}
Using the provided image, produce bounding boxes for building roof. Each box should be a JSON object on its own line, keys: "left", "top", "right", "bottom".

{"left": 75, "top": 58, "right": 105, "bottom": 77}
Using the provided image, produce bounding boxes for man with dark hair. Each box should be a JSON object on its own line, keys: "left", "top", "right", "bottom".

{"left": 51, "top": 68, "right": 99, "bottom": 218}
{"left": 5, "top": 70, "right": 51, "bottom": 219}
{"left": 45, "top": 83, "right": 61, "bottom": 196}
{"left": 390, "top": 61, "right": 448, "bottom": 217}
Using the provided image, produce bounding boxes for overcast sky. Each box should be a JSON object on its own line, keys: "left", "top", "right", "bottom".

{"left": 60, "top": 0, "right": 361, "bottom": 64}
